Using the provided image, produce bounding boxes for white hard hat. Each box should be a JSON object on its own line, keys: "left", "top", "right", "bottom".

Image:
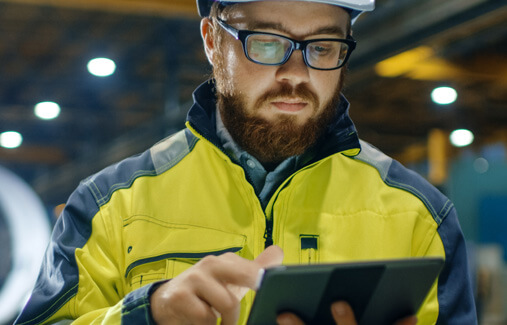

{"left": 196, "top": 0, "right": 375, "bottom": 24}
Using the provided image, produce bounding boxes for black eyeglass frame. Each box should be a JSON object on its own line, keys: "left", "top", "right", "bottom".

{"left": 216, "top": 18, "right": 356, "bottom": 71}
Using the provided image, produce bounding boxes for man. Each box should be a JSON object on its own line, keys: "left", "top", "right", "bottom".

{"left": 16, "top": 0, "right": 477, "bottom": 324}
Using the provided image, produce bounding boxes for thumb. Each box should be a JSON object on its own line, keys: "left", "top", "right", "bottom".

{"left": 255, "top": 245, "right": 284, "bottom": 269}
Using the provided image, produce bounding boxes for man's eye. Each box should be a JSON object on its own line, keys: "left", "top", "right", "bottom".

{"left": 310, "top": 43, "right": 332, "bottom": 54}
{"left": 314, "top": 46, "right": 329, "bottom": 53}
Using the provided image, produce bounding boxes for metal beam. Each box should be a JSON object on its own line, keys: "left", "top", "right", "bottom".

{"left": 0, "top": 145, "right": 67, "bottom": 164}
{"left": 0, "top": 0, "right": 199, "bottom": 18}
{"left": 352, "top": 0, "right": 506, "bottom": 66}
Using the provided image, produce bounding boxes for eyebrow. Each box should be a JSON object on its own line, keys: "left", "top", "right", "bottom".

{"left": 246, "top": 21, "right": 347, "bottom": 38}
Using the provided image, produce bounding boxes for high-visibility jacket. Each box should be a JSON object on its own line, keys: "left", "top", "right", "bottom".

{"left": 15, "top": 81, "right": 476, "bottom": 325}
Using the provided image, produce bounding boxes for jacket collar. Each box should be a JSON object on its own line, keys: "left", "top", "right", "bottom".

{"left": 186, "top": 80, "right": 361, "bottom": 159}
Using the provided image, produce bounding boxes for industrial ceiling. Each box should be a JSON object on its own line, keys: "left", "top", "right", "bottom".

{"left": 0, "top": 0, "right": 506, "bottom": 205}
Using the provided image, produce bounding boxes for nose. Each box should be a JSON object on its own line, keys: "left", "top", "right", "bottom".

{"left": 275, "top": 49, "right": 310, "bottom": 87}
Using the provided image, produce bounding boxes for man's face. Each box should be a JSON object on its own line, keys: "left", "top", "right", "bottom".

{"left": 206, "top": 1, "right": 350, "bottom": 165}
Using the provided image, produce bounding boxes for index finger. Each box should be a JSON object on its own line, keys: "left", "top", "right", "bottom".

{"left": 197, "top": 253, "right": 264, "bottom": 290}
{"left": 225, "top": 245, "right": 285, "bottom": 301}
{"left": 213, "top": 245, "right": 283, "bottom": 289}
{"left": 255, "top": 245, "right": 284, "bottom": 270}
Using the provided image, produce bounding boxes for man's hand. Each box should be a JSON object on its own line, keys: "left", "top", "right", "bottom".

{"left": 276, "top": 301, "right": 418, "bottom": 325}
{"left": 150, "top": 245, "right": 284, "bottom": 325}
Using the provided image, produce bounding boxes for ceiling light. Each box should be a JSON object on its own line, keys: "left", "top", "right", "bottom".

{"left": 0, "top": 131, "right": 23, "bottom": 149}
{"left": 431, "top": 87, "right": 457, "bottom": 105}
{"left": 34, "top": 101, "right": 61, "bottom": 120}
{"left": 87, "top": 57, "right": 116, "bottom": 77}
{"left": 449, "top": 129, "right": 474, "bottom": 147}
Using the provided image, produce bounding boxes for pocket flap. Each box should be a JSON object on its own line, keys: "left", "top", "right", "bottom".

{"left": 123, "top": 218, "right": 246, "bottom": 278}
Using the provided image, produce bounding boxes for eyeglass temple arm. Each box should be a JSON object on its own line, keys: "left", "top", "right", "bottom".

{"left": 216, "top": 19, "right": 240, "bottom": 40}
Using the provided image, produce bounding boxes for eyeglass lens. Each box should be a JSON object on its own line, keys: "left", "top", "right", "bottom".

{"left": 245, "top": 34, "right": 349, "bottom": 69}
{"left": 247, "top": 35, "right": 291, "bottom": 64}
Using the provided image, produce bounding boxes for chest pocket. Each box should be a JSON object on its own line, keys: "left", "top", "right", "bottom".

{"left": 300, "top": 235, "right": 319, "bottom": 264}
{"left": 123, "top": 217, "right": 247, "bottom": 291}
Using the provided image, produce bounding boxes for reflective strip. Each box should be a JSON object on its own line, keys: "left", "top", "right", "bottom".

{"left": 354, "top": 140, "right": 392, "bottom": 181}
{"left": 150, "top": 129, "right": 198, "bottom": 175}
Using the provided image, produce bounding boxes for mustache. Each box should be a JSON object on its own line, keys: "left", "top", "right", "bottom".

{"left": 254, "top": 83, "right": 319, "bottom": 108}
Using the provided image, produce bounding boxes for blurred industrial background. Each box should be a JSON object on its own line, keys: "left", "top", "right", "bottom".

{"left": 0, "top": 0, "right": 506, "bottom": 323}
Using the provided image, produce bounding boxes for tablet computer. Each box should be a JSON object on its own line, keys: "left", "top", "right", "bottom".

{"left": 247, "top": 257, "right": 444, "bottom": 325}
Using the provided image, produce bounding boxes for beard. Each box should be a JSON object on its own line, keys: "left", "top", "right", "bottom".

{"left": 213, "top": 48, "right": 345, "bottom": 166}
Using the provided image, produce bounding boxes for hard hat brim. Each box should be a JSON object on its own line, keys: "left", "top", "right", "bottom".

{"left": 197, "top": 0, "right": 374, "bottom": 18}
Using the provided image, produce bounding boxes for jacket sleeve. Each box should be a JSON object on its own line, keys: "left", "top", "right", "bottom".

{"left": 13, "top": 180, "right": 158, "bottom": 325}
{"left": 435, "top": 206, "right": 478, "bottom": 324}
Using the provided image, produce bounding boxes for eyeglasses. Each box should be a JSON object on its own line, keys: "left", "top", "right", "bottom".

{"left": 216, "top": 18, "right": 356, "bottom": 71}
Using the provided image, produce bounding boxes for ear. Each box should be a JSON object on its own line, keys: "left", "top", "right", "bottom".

{"left": 201, "top": 18, "right": 216, "bottom": 66}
